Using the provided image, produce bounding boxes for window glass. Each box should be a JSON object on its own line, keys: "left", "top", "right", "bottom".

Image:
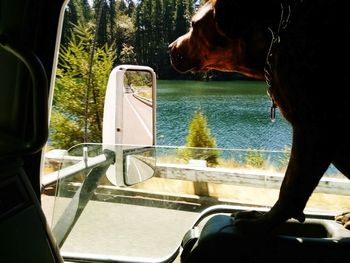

{"left": 41, "top": 0, "right": 350, "bottom": 262}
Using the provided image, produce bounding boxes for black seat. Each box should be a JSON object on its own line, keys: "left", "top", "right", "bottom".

{"left": 181, "top": 214, "right": 350, "bottom": 263}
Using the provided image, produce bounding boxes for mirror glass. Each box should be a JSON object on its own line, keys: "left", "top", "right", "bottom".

{"left": 123, "top": 146, "right": 155, "bottom": 186}
{"left": 121, "top": 70, "right": 155, "bottom": 186}
{"left": 122, "top": 70, "right": 154, "bottom": 145}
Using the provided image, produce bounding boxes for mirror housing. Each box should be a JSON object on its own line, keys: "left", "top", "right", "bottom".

{"left": 102, "top": 65, "right": 156, "bottom": 186}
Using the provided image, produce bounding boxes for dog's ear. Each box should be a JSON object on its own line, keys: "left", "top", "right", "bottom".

{"left": 214, "top": 0, "right": 281, "bottom": 38}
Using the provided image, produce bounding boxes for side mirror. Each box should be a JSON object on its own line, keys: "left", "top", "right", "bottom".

{"left": 102, "top": 65, "right": 156, "bottom": 186}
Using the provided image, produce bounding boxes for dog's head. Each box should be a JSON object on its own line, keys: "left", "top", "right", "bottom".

{"left": 169, "top": 0, "right": 280, "bottom": 80}
{"left": 213, "top": 0, "right": 280, "bottom": 38}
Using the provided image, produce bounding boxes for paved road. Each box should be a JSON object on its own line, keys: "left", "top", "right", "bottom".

{"left": 42, "top": 195, "right": 197, "bottom": 262}
{"left": 122, "top": 93, "right": 153, "bottom": 145}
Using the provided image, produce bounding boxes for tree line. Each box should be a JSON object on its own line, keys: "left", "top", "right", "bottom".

{"left": 61, "top": 0, "right": 211, "bottom": 80}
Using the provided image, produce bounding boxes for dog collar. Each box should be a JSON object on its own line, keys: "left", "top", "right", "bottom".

{"left": 264, "top": 1, "right": 302, "bottom": 122}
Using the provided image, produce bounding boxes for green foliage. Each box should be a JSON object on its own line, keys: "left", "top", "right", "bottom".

{"left": 115, "top": 14, "right": 136, "bottom": 63}
{"left": 61, "top": 0, "right": 199, "bottom": 79}
{"left": 124, "top": 71, "right": 152, "bottom": 88}
{"left": 245, "top": 149, "right": 266, "bottom": 168}
{"left": 134, "top": 0, "right": 195, "bottom": 78}
{"left": 174, "top": 0, "right": 189, "bottom": 35}
{"left": 119, "top": 44, "right": 137, "bottom": 64}
{"left": 62, "top": 0, "right": 93, "bottom": 46}
{"left": 50, "top": 23, "right": 116, "bottom": 149}
{"left": 178, "top": 110, "right": 220, "bottom": 166}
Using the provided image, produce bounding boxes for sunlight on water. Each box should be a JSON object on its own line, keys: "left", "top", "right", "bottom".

{"left": 156, "top": 80, "right": 292, "bottom": 150}
{"left": 156, "top": 80, "right": 342, "bottom": 176}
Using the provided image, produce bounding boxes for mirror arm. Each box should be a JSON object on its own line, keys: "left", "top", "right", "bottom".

{"left": 52, "top": 149, "right": 115, "bottom": 247}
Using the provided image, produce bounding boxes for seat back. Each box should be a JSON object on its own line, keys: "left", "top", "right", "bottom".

{"left": 0, "top": 1, "right": 65, "bottom": 262}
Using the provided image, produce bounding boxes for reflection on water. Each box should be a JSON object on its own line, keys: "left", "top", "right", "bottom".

{"left": 156, "top": 80, "right": 292, "bottom": 150}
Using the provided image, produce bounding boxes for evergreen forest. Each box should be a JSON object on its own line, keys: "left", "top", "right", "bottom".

{"left": 62, "top": 0, "right": 210, "bottom": 80}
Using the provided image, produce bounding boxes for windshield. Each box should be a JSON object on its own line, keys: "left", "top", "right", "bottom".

{"left": 41, "top": 1, "right": 350, "bottom": 262}
{"left": 41, "top": 143, "right": 349, "bottom": 262}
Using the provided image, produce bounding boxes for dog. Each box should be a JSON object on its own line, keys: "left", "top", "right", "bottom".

{"left": 169, "top": 0, "right": 350, "bottom": 233}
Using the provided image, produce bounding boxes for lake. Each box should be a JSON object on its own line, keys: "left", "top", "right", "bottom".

{"left": 156, "top": 80, "right": 292, "bottom": 151}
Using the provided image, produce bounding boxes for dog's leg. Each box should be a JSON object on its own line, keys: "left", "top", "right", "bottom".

{"left": 273, "top": 126, "right": 331, "bottom": 220}
{"left": 235, "top": 125, "right": 332, "bottom": 234}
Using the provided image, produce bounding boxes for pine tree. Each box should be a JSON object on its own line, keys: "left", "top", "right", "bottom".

{"left": 163, "top": 0, "right": 176, "bottom": 42}
{"left": 94, "top": 0, "right": 108, "bottom": 46}
{"left": 126, "top": 0, "right": 136, "bottom": 17}
{"left": 51, "top": 23, "right": 116, "bottom": 149}
{"left": 151, "top": 0, "right": 165, "bottom": 73}
{"left": 108, "top": 0, "right": 117, "bottom": 45}
{"left": 174, "top": 0, "right": 189, "bottom": 36}
{"left": 81, "top": 0, "right": 92, "bottom": 22}
{"left": 178, "top": 110, "right": 220, "bottom": 166}
{"left": 61, "top": 0, "right": 80, "bottom": 46}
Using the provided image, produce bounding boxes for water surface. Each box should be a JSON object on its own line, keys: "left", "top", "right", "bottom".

{"left": 156, "top": 80, "right": 292, "bottom": 151}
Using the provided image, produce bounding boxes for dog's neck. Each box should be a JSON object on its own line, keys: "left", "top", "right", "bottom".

{"left": 265, "top": 0, "right": 305, "bottom": 121}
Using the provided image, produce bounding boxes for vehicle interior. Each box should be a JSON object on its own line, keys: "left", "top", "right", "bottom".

{"left": 0, "top": 0, "right": 65, "bottom": 262}
{"left": 1, "top": 0, "right": 350, "bottom": 263}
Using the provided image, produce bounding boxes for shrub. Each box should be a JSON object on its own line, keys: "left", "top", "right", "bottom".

{"left": 177, "top": 110, "right": 220, "bottom": 166}
{"left": 245, "top": 148, "right": 265, "bottom": 168}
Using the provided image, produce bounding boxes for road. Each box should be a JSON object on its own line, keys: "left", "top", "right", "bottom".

{"left": 42, "top": 195, "right": 197, "bottom": 262}
{"left": 122, "top": 93, "right": 153, "bottom": 145}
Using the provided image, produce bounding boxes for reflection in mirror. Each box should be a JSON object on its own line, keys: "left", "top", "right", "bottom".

{"left": 122, "top": 70, "right": 154, "bottom": 145}
{"left": 123, "top": 146, "right": 155, "bottom": 186}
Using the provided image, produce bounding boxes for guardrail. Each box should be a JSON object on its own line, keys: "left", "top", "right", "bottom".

{"left": 43, "top": 150, "right": 350, "bottom": 196}
{"left": 155, "top": 163, "right": 350, "bottom": 196}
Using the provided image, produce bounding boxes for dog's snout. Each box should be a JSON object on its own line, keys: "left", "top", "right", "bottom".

{"left": 168, "top": 38, "right": 194, "bottom": 73}
{"left": 168, "top": 40, "right": 182, "bottom": 62}
{"left": 169, "top": 47, "right": 184, "bottom": 65}
{"left": 168, "top": 40, "right": 175, "bottom": 50}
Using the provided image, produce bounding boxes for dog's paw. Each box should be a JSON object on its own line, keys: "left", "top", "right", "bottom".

{"left": 292, "top": 211, "right": 305, "bottom": 223}
{"left": 231, "top": 207, "right": 306, "bottom": 236}
{"left": 335, "top": 212, "right": 350, "bottom": 230}
{"left": 232, "top": 210, "right": 264, "bottom": 220}
{"left": 230, "top": 210, "right": 275, "bottom": 236}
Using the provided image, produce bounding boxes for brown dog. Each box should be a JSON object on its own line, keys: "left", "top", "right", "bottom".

{"left": 169, "top": 0, "right": 350, "bottom": 232}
